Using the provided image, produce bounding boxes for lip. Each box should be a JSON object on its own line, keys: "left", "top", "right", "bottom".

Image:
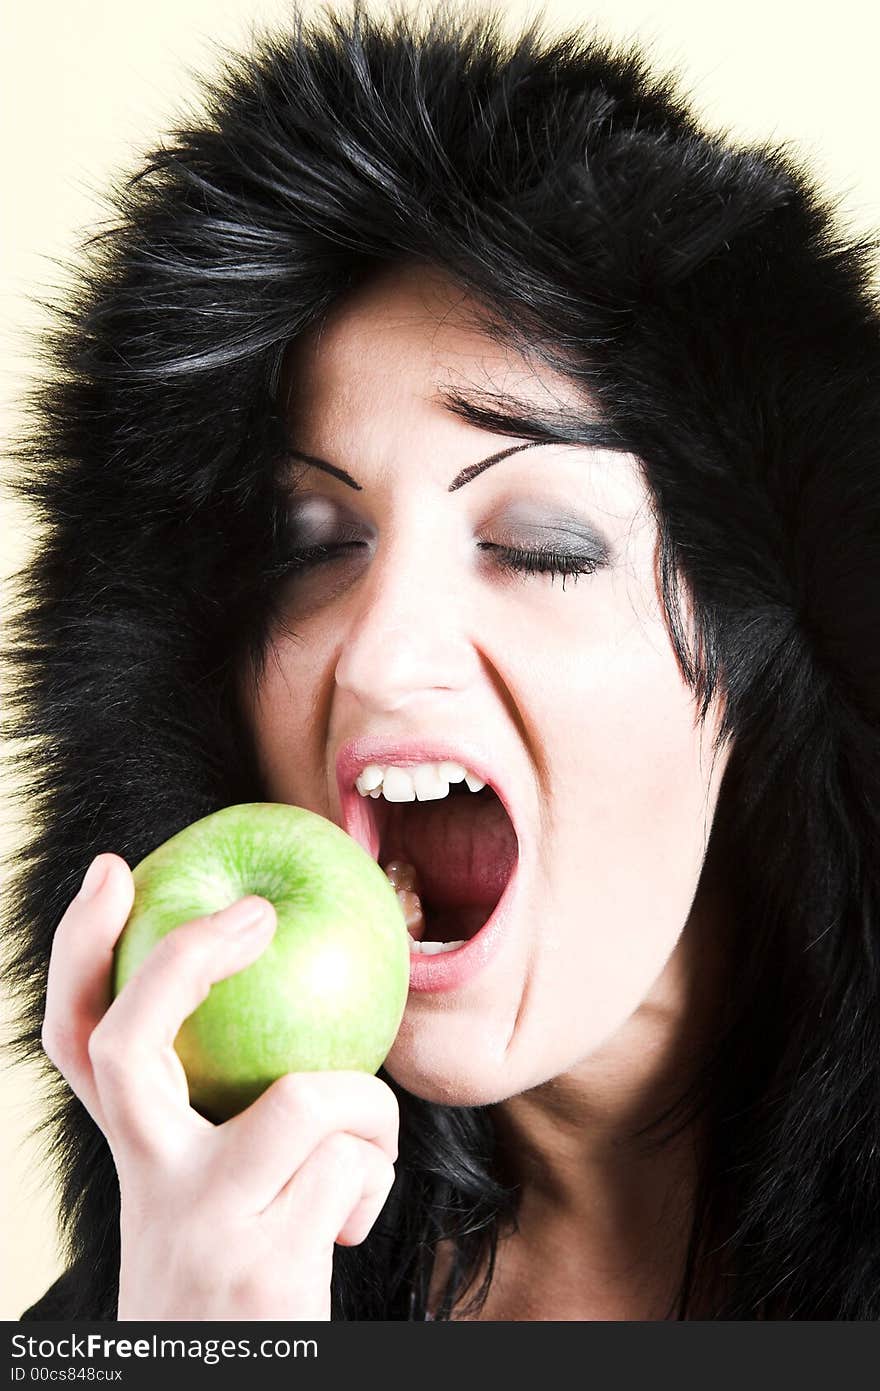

{"left": 334, "top": 735, "right": 522, "bottom": 994}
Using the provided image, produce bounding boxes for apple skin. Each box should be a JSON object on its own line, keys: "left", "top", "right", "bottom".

{"left": 113, "top": 802, "right": 410, "bottom": 1122}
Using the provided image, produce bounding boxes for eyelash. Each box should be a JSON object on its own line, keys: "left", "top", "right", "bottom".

{"left": 479, "top": 543, "right": 600, "bottom": 584}
{"left": 278, "top": 541, "right": 601, "bottom": 585}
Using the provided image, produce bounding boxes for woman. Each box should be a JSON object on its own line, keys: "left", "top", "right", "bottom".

{"left": 4, "top": 1, "right": 880, "bottom": 1319}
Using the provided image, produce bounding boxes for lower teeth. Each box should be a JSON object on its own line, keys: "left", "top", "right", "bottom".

{"left": 409, "top": 938, "right": 466, "bottom": 955}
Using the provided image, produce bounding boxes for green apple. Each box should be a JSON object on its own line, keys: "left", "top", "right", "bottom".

{"left": 113, "top": 802, "right": 410, "bottom": 1121}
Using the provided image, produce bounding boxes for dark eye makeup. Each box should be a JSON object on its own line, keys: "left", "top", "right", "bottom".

{"left": 478, "top": 542, "right": 602, "bottom": 584}
{"left": 276, "top": 538, "right": 604, "bottom": 587}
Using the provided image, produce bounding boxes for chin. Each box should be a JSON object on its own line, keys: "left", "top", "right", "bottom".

{"left": 382, "top": 1018, "right": 522, "bottom": 1107}
{"left": 384, "top": 1065, "right": 514, "bottom": 1109}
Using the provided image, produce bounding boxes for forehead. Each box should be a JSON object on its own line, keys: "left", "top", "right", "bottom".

{"left": 280, "top": 261, "right": 588, "bottom": 421}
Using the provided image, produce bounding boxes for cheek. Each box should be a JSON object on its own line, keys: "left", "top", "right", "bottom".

{"left": 243, "top": 640, "right": 330, "bottom": 802}
{"left": 523, "top": 600, "right": 716, "bottom": 1032}
{"left": 558, "top": 668, "right": 712, "bottom": 877}
{"left": 530, "top": 574, "right": 713, "bottom": 868}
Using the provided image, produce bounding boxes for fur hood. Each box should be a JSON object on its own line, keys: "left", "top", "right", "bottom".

{"left": 5, "top": 2, "right": 880, "bottom": 1319}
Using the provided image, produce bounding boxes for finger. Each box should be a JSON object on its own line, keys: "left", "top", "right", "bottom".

{"left": 212, "top": 1071, "right": 399, "bottom": 1212}
{"left": 334, "top": 1142, "right": 397, "bottom": 1247}
{"left": 267, "top": 1131, "right": 396, "bottom": 1249}
{"left": 42, "top": 854, "right": 135, "bottom": 1128}
{"left": 88, "top": 896, "right": 276, "bottom": 1156}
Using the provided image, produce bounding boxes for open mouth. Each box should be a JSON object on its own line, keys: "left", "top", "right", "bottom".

{"left": 372, "top": 781, "right": 519, "bottom": 950}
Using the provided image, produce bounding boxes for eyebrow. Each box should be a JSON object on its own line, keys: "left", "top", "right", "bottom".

{"left": 282, "top": 397, "right": 629, "bottom": 493}
{"left": 283, "top": 440, "right": 547, "bottom": 492}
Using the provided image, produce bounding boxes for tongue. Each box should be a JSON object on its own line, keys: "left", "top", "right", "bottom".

{"left": 380, "top": 793, "right": 518, "bottom": 911}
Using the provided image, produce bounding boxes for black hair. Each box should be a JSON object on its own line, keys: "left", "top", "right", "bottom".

{"left": 4, "top": 0, "right": 880, "bottom": 1319}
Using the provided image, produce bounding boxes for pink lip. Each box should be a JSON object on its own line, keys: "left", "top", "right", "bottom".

{"left": 334, "top": 735, "right": 521, "bottom": 994}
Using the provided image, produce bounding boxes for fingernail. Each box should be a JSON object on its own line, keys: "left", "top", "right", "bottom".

{"left": 79, "top": 855, "right": 110, "bottom": 901}
{"left": 216, "top": 897, "right": 274, "bottom": 935}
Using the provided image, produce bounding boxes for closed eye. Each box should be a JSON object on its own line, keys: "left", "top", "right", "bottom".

{"left": 477, "top": 543, "right": 603, "bottom": 585}
{"left": 278, "top": 541, "right": 602, "bottom": 587}
{"left": 279, "top": 541, "right": 366, "bottom": 568}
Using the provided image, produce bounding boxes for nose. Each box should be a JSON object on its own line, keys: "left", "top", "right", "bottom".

{"left": 334, "top": 531, "right": 474, "bottom": 714}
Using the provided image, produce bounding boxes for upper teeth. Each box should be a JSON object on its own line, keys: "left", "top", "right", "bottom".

{"left": 355, "top": 761, "right": 487, "bottom": 801}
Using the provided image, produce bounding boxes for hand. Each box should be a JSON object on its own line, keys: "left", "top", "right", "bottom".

{"left": 41, "top": 853, "right": 399, "bottom": 1320}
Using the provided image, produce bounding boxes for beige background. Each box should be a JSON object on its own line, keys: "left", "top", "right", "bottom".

{"left": 2, "top": 0, "right": 878, "bottom": 1320}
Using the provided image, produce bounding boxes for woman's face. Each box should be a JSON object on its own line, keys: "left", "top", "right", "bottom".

{"left": 240, "top": 262, "right": 731, "bottom": 1107}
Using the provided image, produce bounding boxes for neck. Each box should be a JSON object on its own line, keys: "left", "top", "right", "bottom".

{"left": 481, "top": 872, "right": 735, "bottom": 1317}
{"left": 488, "top": 1054, "right": 705, "bottom": 1312}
